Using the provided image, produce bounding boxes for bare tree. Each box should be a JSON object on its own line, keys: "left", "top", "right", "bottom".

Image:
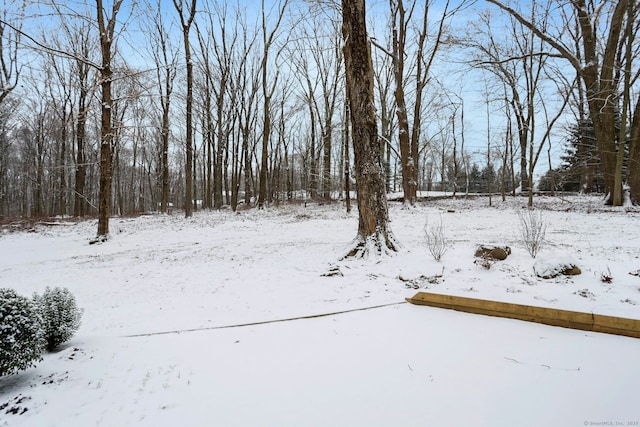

{"left": 0, "top": 95, "right": 16, "bottom": 217}
{"left": 372, "top": 40, "right": 396, "bottom": 191}
{"left": 196, "top": 1, "right": 239, "bottom": 210}
{"left": 257, "top": 0, "right": 290, "bottom": 209}
{"left": 95, "top": 0, "right": 124, "bottom": 240}
{"left": 386, "top": 0, "right": 456, "bottom": 206}
{"left": 44, "top": 47, "right": 73, "bottom": 217}
{"left": 466, "top": 9, "right": 534, "bottom": 196}
{"left": 630, "top": 101, "right": 640, "bottom": 202}
{"left": 342, "top": 0, "right": 398, "bottom": 258}
{"left": 486, "top": 0, "right": 633, "bottom": 205}
{"left": 469, "top": 4, "right": 576, "bottom": 206}
{"left": 312, "top": 17, "right": 343, "bottom": 200}
{"left": 72, "top": 23, "right": 95, "bottom": 218}
{"left": 0, "top": 0, "right": 23, "bottom": 105}
{"left": 288, "top": 6, "right": 343, "bottom": 201}
{"left": 613, "top": 0, "right": 637, "bottom": 205}
{"left": 40, "top": 1, "right": 98, "bottom": 218}
{"left": 173, "top": 0, "right": 197, "bottom": 217}
{"left": 343, "top": 100, "right": 352, "bottom": 212}
{"left": 0, "top": 2, "right": 23, "bottom": 217}
{"left": 232, "top": 16, "right": 260, "bottom": 209}
{"left": 288, "top": 29, "right": 320, "bottom": 199}
{"left": 146, "top": 0, "right": 178, "bottom": 213}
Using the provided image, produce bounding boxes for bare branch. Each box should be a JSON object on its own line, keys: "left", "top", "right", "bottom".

{"left": 0, "top": 18, "right": 101, "bottom": 70}
{"left": 484, "top": 0, "right": 582, "bottom": 72}
{"left": 476, "top": 51, "right": 564, "bottom": 66}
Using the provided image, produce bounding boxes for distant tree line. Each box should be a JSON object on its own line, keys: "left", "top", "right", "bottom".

{"left": 0, "top": 0, "right": 638, "bottom": 237}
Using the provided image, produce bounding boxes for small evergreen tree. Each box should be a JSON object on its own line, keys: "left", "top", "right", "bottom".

{"left": 560, "top": 119, "right": 604, "bottom": 193}
{"left": 468, "top": 163, "right": 482, "bottom": 193}
{"left": 0, "top": 289, "right": 44, "bottom": 376}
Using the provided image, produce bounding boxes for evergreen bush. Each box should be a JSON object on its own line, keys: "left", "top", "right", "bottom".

{"left": 0, "top": 288, "right": 44, "bottom": 376}
{"left": 34, "top": 287, "right": 83, "bottom": 351}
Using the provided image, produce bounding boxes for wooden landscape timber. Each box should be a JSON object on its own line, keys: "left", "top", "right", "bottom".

{"left": 406, "top": 292, "right": 640, "bottom": 339}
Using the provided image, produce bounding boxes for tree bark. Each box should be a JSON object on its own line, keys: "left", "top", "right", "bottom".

{"left": 74, "top": 78, "right": 88, "bottom": 217}
{"left": 322, "top": 115, "right": 332, "bottom": 200}
{"left": 344, "top": 101, "right": 352, "bottom": 213}
{"left": 612, "top": 0, "right": 634, "bottom": 206}
{"left": 628, "top": 97, "right": 640, "bottom": 204}
{"left": 342, "top": 0, "right": 398, "bottom": 258}
{"left": 173, "top": 0, "right": 197, "bottom": 217}
{"left": 150, "top": 1, "right": 177, "bottom": 214}
{"left": 575, "top": 0, "right": 628, "bottom": 204}
{"left": 308, "top": 102, "right": 317, "bottom": 198}
{"left": 95, "top": 0, "right": 122, "bottom": 240}
{"left": 390, "top": 0, "right": 415, "bottom": 206}
{"left": 257, "top": 0, "right": 288, "bottom": 209}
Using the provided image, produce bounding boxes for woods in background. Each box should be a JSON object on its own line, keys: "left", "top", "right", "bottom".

{"left": 0, "top": 0, "right": 638, "bottom": 227}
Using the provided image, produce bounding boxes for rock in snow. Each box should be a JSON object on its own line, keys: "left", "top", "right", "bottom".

{"left": 533, "top": 251, "right": 582, "bottom": 279}
{"left": 474, "top": 244, "right": 512, "bottom": 261}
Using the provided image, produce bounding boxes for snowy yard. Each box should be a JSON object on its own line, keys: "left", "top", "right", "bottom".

{"left": 1, "top": 195, "right": 639, "bottom": 426}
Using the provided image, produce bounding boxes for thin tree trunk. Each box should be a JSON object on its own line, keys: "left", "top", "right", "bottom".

{"left": 95, "top": 0, "right": 122, "bottom": 239}
{"left": 344, "top": 101, "right": 351, "bottom": 213}
{"left": 390, "top": 0, "right": 415, "bottom": 206}
{"left": 214, "top": 91, "right": 225, "bottom": 209}
{"left": 308, "top": 102, "right": 317, "bottom": 198}
{"left": 161, "top": 99, "right": 170, "bottom": 213}
{"left": 173, "top": 0, "right": 197, "bottom": 217}
{"left": 628, "top": 96, "right": 640, "bottom": 204}
{"left": 257, "top": 0, "right": 288, "bottom": 209}
{"left": 322, "top": 116, "right": 332, "bottom": 200}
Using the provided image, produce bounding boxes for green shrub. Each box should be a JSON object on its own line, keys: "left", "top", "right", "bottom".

{"left": 33, "top": 287, "right": 83, "bottom": 351}
{"left": 0, "top": 289, "right": 44, "bottom": 376}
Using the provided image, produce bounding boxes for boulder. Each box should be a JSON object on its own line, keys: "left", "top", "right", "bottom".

{"left": 533, "top": 252, "right": 581, "bottom": 279}
{"left": 474, "top": 244, "right": 512, "bottom": 261}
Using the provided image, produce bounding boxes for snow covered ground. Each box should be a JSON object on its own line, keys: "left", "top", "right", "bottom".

{"left": 1, "top": 194, "right": 639, "bottom": 427}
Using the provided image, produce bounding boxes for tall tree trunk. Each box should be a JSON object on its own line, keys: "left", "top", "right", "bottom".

{"left": 96, "top": 47, "right": 112, "bottom": 235}
{"left": 160, "top": 96, "right": 170, "bottom": 213}
{"left": 57, "top": 103, "right": 68, "bottom": 216}
{"left": 151, "top": 2, "right": 176, "bottom": 214}
{"left": 308, "top": 103, "right": 317, "bottom": 198}
{"left": 344, "top": 101, "right": 351, "bottom": 213}
{"left": 257, "top": 0, "right": 288, "bottom": 208}
{"left": 203, "top": 94, "right": 213, "bottom": 209}
{"left": 342, "top": 0, "right": 398, "bottom": 258}
{"left": 34, "top": 118, "right": 44, "bottom": 217}
{"left": 628, "top": 95, "right": 640, "bottom": 204}
{"left": 575, "top": 0, "right": 628, "bottom": 204}
{"left": 612, "top": 0, "right": 634, "bottom": 206}
{"left": 95, "top": 0, "right": 122, "bottom": 240}
{"left": 243, "top": 129, "right": 252, "bottom": 205}
{"left": 173, "top": 0, "right": 197, "bottom": 217}
{"left": 231, "top": 127, "right": 240, "bottom": 211}
{"left": 214, "top": 92, "right": 225, "bottom": 209}
{"left": 452, "top": 110, "right": 458, "bottom": 198}
{"left": 322, "top": 116, "right": 332, "bottom": 200}
{"left": 258, "top": 92, "right": 270, "bottom": 208}
{"left": 390, "top": 0, "right": 415, "bottom": 206}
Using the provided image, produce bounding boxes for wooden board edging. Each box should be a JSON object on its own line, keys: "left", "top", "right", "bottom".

{"left": 406, "top": 292, "right": 640, "bottom": 339}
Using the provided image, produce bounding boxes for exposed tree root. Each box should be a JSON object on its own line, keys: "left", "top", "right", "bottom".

{"left": 89, "top": 235, "right": 109, "bottom": 245}
{"left": 342, "top": 231, "right": 400, "bottom": 259}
